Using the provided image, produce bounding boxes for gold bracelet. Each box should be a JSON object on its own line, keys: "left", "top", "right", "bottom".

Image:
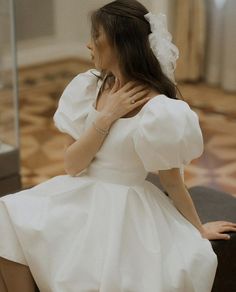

{"left": 92, "top": 121, "right": 109, "bottom": 135}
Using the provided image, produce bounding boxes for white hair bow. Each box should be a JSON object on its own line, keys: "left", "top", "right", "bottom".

{"left": 144, "top": 12, "right": 179, "bottom": 84}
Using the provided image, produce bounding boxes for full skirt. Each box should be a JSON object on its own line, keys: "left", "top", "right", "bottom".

{"left": 0, "top": 174, "right": 217, "bottom": 292}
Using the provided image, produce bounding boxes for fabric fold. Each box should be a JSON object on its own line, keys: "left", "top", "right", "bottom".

{"left": 53, "top": 69, "right": 100, "bottom": 139}
{"left": 132, "top": 95, "right": 204, "bottom": 171}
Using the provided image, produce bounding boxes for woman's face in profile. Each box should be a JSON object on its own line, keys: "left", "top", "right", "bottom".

{"left": 87, "top": 25, "right": 117, "bottom": 71}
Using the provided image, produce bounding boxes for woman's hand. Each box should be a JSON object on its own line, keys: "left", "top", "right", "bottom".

{"left": 100, "top": 79, "right": 151, "bottom": 123}
{"left": 201, "top": 221, "right": 236, "bottom": 240}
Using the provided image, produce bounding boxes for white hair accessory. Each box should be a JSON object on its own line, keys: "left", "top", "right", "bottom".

{"left": 144, "top": 12, "right": 179, "bottom": 84}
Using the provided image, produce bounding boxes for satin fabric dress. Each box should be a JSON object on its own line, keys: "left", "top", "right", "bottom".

{"left": 0, "top": 69, "right": 217, "bottom": 292}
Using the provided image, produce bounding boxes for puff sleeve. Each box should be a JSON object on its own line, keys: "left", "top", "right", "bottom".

{"left": 53, "top": 69, "right": 100, "bottom": 139}
{"left": 132, "top": 95, "right": 204, "bottom": 172}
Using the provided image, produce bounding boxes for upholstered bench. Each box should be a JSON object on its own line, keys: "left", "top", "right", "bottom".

{"left": 146, "top": 173, "right": 236, "bottom": 292}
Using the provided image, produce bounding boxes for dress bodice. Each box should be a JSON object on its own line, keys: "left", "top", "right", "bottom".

{"left": 53, "top": 69, "right": 204, "bottom": 184}
{"left": 84, "top": 105, "right": 148, "bottom": 184}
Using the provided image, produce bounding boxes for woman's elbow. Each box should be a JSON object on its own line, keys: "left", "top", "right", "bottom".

{"left": 159, "top": 168, "right": 183, "bottom": 190}
{"left": 64, "top": 165, "right": 78, "bottom": 177}
{"left": 64, "top": 151, "right": 82, "bottom": 176}
{"left": 64, "top": 163, "right": 86, "bottom": 177}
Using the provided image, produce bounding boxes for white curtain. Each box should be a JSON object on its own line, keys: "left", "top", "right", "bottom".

{"left": 205, "top": 0, "right": 236, "bottom": 92}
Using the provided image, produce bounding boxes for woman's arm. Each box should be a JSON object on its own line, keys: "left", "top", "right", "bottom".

{"left": 64, "top": 114, "right": 112, "bottom": 176}
{"left": 159, "top": 168, "right": 204, "bottom": 232}
{"left": 158, "top": 168, "right": 236, "bottom": 240}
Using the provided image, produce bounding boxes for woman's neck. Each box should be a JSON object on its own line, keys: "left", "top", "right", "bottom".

{"left": 110, "top": 66, "right": 130, "bottom": 88}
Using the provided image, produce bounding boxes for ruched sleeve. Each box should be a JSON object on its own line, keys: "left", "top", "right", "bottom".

{"left": 53, "top": 69, "right": 100, "bottom": 139}
{"left": 132, "top": 95, "right": 204, "bottom": 172}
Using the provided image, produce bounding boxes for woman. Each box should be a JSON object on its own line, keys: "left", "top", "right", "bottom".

{"left": 0, "top": 0, "right": 235, "bottom": 291}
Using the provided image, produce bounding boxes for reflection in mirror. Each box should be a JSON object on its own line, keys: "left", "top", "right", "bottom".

{"left": 0, "top": 0, "right": 21, "bottom": 195}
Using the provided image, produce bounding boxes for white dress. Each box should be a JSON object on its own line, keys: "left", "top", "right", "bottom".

{"left": 0, "top": 69, "right": 217, "bottom": 292}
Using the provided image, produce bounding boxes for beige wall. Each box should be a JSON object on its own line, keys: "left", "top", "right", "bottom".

{"left": 54, "top": 0, "right": 173, "bottom": 45}
{"left": 11, "top": 0, "right": 174, "bottom": 67}
{"left": 15, "top": 0, "right": 54, "bottom": 41}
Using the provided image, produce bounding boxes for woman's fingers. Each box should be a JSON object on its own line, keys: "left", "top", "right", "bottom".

{"left": 114, "top": 82, "right": 151, "bottom": 107}
{"left": 205, "top": 233, "right": 226, "bottom": 240}
{"left": 202, "top": 221, "right": 236, "bottom": 240}
{"left": 223, "top": 222, "right": 236, "bottom": 228}
{"left": 214, "top": 221, "right": 236, "bottom": 231}
{"left": 119, "top": 81, "right": 138, "bottom": 93}
{"left": 205, "top": 221, "right": 236, "bottom": 228}
{"left": 202, "top": 231, "right": 231, "bottom": 240}
{"left": 130, "top": 96, "right": 152, "bottom": 108}
{"left": 130, "top": 89, "right": 150, "bottom": 103}
{"left": 111, "top": 78, "right": 120, "bottom": 93}
{"left": 216, "top": 221, "right": 236, "bottom": 226}
{"left": 128, "top": 85, "right": 148, "bottom": 96}
{"left": 215, "top": 233, "right": 231, "bottom": 240}
{"left": 218, "top": 225, "right": 236, "bottom": 233}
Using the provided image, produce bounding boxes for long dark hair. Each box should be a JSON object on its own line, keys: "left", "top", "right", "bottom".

{"left": 91, "top": 0, "right": 179, "bottom": 100}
